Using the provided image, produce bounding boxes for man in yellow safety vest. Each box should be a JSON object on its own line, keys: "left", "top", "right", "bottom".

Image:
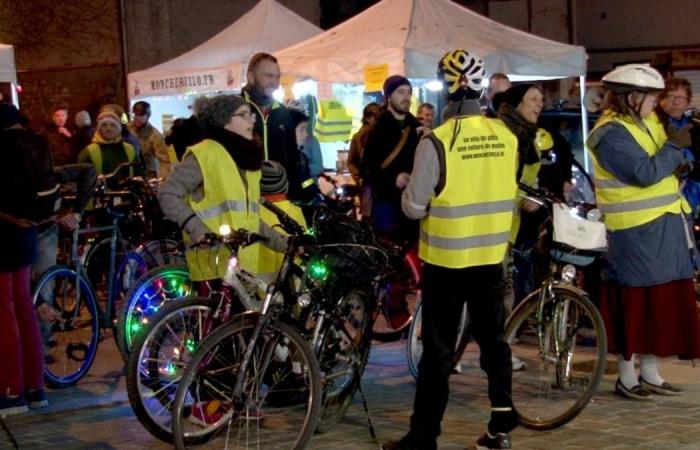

{"left": 382, "top": 49, "right": 520, "bottom": 450}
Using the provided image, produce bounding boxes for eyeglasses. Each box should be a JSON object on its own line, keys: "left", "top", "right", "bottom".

{"left": 667, "top": 95, "right": 690, "bottom": 103}
{"left": 233, "top": 111, "right": 256, "bottom": 120}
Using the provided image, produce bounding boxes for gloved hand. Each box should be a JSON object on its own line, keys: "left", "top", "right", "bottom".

{"left": 666, "top": 123, "right": 693, "bottom": 149}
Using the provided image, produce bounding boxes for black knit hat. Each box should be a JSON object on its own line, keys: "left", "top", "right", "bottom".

{"left": 261, "top": 160, "right": 288, "bottom": 195}
{"left": 492, "top": 83, "right": 541, "bottom": 112}
{"left": 383, "top": 75, "right": 411, "bottom": 101}
{"left": 0, "top": 102, "right": 21, "bottom": 130}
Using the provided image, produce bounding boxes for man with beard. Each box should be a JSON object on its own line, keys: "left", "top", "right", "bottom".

{"left": 43, "top": 104, "right": 75, "bottom": 166}
{"left": 360, "top": 75, "right": 420, "bottom": 243}
{"left": 241, "top": 53, "right": 301, "bottom": 199}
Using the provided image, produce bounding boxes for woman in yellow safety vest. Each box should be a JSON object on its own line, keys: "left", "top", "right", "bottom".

{"left": 158, "top": 95, "right": 287, "bottom": 289}
{"left": 587, "top": 64, "right": 700, "bottom": 400}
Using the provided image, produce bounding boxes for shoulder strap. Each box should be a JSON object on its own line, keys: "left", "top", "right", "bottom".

{"left": 380, "top": 126, "right": 412, "bottom": 170}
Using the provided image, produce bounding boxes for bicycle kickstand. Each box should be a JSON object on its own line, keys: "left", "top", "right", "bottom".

{"left": 354, "top": 364, "right": 377, "bottom": 443}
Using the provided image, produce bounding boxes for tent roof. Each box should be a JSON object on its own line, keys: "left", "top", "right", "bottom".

{"left": 0, "top": 43, "right": 17, "bottom": 84}
{"left": 274, "top": 0, "right": 586, "bottom": 83}
{"left": 128, "top": 0, "right": 321, "bottom": 98}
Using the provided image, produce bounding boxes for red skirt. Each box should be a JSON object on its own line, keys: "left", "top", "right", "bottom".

{"left": 599, "top": 279, "right": 700, "bottom": 360}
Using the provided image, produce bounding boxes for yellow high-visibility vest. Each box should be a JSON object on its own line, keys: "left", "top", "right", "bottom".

{"left": 420, "top": 115, "right": 518, "bottom": 268}
{"left": 246, "top": 196, "right": 306, "bottom": 283}
{"left": 588, "top": 111, "right": 686, "bottom": 231}
{"left": 86, "top": 142, "right": 136, "bottom": 175}
{"left": 183, "top": 139, "right": 261, "bottom": 281}
{"left": 314, "top": 99, "right": 353, "bottom": 143}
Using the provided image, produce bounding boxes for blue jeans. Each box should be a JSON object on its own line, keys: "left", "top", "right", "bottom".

{"left": 31, "top": 224, "right": 58, "bottom": 346}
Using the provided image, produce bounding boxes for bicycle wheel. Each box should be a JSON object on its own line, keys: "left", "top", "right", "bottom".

{"left": 33, "top": 266, "right": 100, "bottom": 388}
{"left": 116, "top": 265, "right": 192, "bottom": 361}
{"left": 126, "top": 296, "right": 216, "bottom": 443}
{"left": 372, "top": 253, "right": 420, "bottom": 341}
{"left": 407, "top": 300, "right": 469, "bottom": 380}
{"left": 505, "top": 284, "right": 607, "bottom": 430}
{"left": 315, "top": 288, "right": 373, "bottom": 433}
{"left": 171, "top": 314, "right": 323, "bottom": 449}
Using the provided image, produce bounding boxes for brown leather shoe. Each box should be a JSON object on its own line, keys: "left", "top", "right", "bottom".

{"left": 639, "top": 376, "right": 682, "bottom": 396}
{"left": 615, "top": 378, "right": 653, "bottom": 401}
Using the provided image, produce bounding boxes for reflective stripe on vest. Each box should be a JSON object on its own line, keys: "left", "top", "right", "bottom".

{"left": 87, "top": 142, "right": 136, "bottom": 175}
{"left": 245, "top": 198, "right": 307, "bottom": 284}
{"left": 314, "top": 100, "right": 353, "bottom": 143}
{"left": 419, "top": 115, "right": 518, "bottom": 268}
{"left": 588, "top": 112, "right": 684, "bottom": 231}
{"left": 183, "top": 139, "right": 261, "bottom": 281}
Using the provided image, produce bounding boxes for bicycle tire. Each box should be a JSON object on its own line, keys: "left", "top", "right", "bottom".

{"left": 171, "top": 314, "right": 323, "bottom": 449}
{"left": 372, "top": 252, "right": 420, "bottom": 341}
{"left": 406, "top": 300, "right": 469, "bottom": 380}
{"left": 116, "top": 264, "right": 192, "bottom": 362}
{"left": 126, "top": 296, "right": 216, "bottom": 443}
{"left": 32, "top": 265, "right": 100, "bottom": 388}
{"left": 315, "top": 288, "right": 373, "bottom": 433}
{"left": 504, "top": 284, "right": 607, "bottom": 430}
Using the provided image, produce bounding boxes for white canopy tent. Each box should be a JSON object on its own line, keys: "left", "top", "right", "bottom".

{"left": 275, "top": 0, "right": 592, "bottom": 169}
{"left": 274, "top": 0, "right": 586, "bottom": 82}
{"left": 0, "top": 43, "right": 19, "bottom": 106}
{"left": 127, "top": 0, "right": 322, "bottom": 100}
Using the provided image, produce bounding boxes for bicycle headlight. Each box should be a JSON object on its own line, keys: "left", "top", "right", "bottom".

{"left": 219, "top": 224, "right": 232, "bottom": 236}
{"left": 586, "top": 208, "right": 602, "bottom": 222}
{"left": 561, "top": 264, "right": 577, "bottom": 284}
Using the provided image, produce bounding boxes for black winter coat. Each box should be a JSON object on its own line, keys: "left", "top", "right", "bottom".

{"left": 243, "top": 86, "right": 302, "bottom": 200}
{"left": 360, "top": 110, "right": 420, "bottom": 203}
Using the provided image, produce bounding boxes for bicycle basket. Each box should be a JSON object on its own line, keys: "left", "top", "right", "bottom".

{"left": 551, "top": 203, "right": 606, "bottom": 251}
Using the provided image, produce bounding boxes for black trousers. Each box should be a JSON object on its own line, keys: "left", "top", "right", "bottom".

{"left": 409, "top": 262, "right": 517, "bottom": 441}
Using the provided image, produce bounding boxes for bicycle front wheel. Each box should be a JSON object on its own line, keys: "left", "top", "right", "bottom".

{"left": 116, "top": 264, "right": 192, "bottom": 360}
{"left": 171, "top": 314, "right": 323, "bottom": 449}
{"left": 33, "top": 266, "right": 100, "bottom": 388}
{"left": 126, "top": 296, "right": 216, "bottom": 443}
{"left": 505, "top": 284, "right": 607, "bottom": 430}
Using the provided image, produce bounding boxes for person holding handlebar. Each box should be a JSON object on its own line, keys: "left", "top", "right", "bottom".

{"left": 158, "top": 94, "right": 287, "bottom": 285}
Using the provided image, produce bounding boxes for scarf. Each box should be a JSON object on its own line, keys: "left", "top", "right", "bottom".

{"left": 497, "top": 103, "right": 540, "bottom": 167}
{"left": 206, "top": 126, "right": 263, "bottom": 171}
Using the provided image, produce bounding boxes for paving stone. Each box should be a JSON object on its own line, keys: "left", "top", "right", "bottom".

{"left": 1, "top": 339, "right": 699, "bottom": 449}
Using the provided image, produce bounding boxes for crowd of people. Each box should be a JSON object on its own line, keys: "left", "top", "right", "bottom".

{"left": 1, "top": 47, "right": 700, "bottom": 450}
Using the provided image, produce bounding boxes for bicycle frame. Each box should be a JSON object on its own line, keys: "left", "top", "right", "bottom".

{"left": 69, "top": 215, "right": 125, "bottom": 329}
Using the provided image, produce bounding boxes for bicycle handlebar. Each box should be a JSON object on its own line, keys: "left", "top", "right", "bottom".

{"left": 260, "top": 198, "right": 305, "bottom": 236}
{"left": 98, "top": 162, "right": 143, "bottom": 181}
{"left": 192, "top": 228, "right": 268, "bottom": 251}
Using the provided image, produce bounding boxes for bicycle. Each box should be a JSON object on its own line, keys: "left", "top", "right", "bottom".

{"left": 504, "top": 183, "right": 608, "bottom": 430}
{"left": 32, "top": 163, "right": 151, "bottom": 387}
{"left": 315, "top": 172, "right": 421, "bottom": 342}
{"left": 171, "top": 216, "right": 322, "bottom": 449}
{"left": 126, "top": 227, "right": 270, "bottom": 443}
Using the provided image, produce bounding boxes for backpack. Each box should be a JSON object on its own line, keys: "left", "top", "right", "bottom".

{"left": 0, "top": 128, "right": 61, "bottom": 223}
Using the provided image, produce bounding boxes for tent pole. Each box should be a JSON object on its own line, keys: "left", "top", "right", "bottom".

{"left": 579, "top": 75, "right": 590, "bottom": 173}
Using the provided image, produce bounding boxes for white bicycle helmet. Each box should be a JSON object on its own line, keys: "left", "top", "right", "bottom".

{"left": 437, "top": 49, "right": 485, "bottom": 96}
{"left": 601, "top": 64, "right": 665, "bottom": 92}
